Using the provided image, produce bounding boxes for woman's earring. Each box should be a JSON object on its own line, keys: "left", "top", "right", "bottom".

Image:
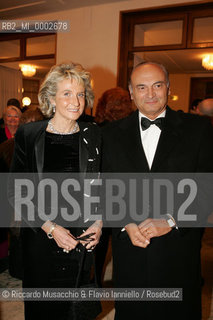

{"left": 52, "top": 105, "right": 56, "bottom": 113}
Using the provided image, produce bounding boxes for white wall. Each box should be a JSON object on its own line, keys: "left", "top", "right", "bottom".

{"left": 23, "top": 0, "right": 205, "bottom": 112}
{"left": 0, "top": 66, "right": 22, "bottom": 117}
{"left": 169, "top": 72, "right": 213, "bottom": 112}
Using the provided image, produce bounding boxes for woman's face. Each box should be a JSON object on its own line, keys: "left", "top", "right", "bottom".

{"left": 5, "top": 108, "right": 20, "bottom": 128}
{"left": 52, "top": 78, "right": 85, "bottom": 122}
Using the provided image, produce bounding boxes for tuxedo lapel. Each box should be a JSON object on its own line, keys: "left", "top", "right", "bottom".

{"left": 151, "top": 106, "right": 183, "bottom": 172}
{"left": 119, "top": 111, "right": 150, "bottom": 172}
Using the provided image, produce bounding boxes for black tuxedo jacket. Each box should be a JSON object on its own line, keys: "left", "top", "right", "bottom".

{"left": 102, "top": 106, "right": 213, "bottom": 173}
{"left": 102, "top": 106, "right": 213, "bottom": 320}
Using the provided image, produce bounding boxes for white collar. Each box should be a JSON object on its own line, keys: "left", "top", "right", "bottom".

{"left": 139, "top": 109, "right": 166, "bottom": 122}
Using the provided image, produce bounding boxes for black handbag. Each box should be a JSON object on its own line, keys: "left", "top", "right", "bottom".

{"left": 67, "top": 245, "right": 102, "bottom": 320}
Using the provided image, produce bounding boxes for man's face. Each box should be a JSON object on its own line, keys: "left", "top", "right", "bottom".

{"left": 129, "top": 64, "right": 169, "bottom": 119}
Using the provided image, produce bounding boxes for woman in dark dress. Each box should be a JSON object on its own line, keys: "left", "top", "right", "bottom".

{"left": 0, "top": 105, "right": 21, "bottom": 271}
{"left": 10, "top": 62, "right": 102, "bottom": 320}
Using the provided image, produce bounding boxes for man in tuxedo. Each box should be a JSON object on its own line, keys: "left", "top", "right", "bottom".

{"left": 101, "top": 62, "right": 213, "bottom": 320}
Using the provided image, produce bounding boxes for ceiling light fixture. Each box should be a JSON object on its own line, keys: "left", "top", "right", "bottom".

{"left": 202, "top": 55, "right": 213, "bottom": 70}
{"left": 22, "top": 97, "right": 31, "bottom": 106}
{"left": 20, "top": 64, "right": 36, "bottom": 77}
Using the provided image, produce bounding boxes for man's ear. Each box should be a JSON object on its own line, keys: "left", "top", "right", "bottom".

{"left": 129, "top": 85, "right": 134, "bottom": 100}
{"left": 168, "top": 87, "right": 171, "bottom": 96}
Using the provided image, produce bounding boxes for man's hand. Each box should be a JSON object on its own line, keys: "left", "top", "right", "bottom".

{"left": 139, "top": 218, "right": 172, "bottom": 240}
{"left": 125, "top": 223, "right": 150, "bottom": 248}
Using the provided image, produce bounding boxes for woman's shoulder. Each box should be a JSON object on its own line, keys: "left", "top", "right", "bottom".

{"left": 79, "top": 120, "right": 98, "bottom": 129}
{"left": 17, "top": 119, "right": 48, "bottom": 134}
{"left": 15, "top": 119, "right": 48, "bottom": 143}
{"left": 79, "top": 121, "right": 101, "bottom": 135}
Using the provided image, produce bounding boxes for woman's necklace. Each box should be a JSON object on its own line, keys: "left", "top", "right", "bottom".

{"left": 48, "top": 119, "right": 78, "bottom": 135}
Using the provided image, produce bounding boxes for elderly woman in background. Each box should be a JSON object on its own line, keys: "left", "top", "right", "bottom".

{"left": 0, "top": 105, "right": 21, "bottom": 272}
{"left": 10, "top": 62, "right": 102, "bottom": 320}
{"left": 95, "top": 86, "right": 134, "bottom": 125}
{"left": 0, "top": 108, "right": 44, "bottom": 279}
{"left": 0, "top": 105, "right": 21, "bottom": 143}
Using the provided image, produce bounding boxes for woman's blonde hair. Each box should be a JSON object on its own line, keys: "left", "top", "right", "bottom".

{"left": 38, "top": 62, "right": 94, "bottom": 117}
{"left": 3, "top": 106, "right": 22, "bottom": 120}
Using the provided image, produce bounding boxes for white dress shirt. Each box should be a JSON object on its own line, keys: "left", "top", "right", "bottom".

{"left": 139, "top": 110, "right": 166, "bottom": 169}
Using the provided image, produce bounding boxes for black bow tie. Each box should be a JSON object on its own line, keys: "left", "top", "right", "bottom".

{"left": 141, "top": 117, "right": 164, "bottom": 131}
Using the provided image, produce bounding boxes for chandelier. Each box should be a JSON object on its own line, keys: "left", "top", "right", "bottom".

{"left": 202, "top": 55, "right": 213, "bottom": 71}
{"left": 22, "top": 97, "right": 31, "bottom": 106}
{"left": 20, "top": 64, "right": 36, "bottom": 77}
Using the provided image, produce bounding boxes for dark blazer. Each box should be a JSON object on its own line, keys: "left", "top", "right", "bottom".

{"left": 10, "top": 118, "right": 101, "bottom": 275}
{"left": 0, "top": 127, "right": 7, "bottom": 144}
{"left": 102, "top": 106, "right": 213, "bottom": 320}
{"left": 10, "top": 119, "right": 101, "bottom": 319}
{"left": 10, "top": 119, "right": 101, "bottom": 229}
{"left": 11, "top": 119, "right": 100, "bottom": 174}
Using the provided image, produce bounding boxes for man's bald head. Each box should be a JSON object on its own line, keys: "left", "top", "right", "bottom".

{"left": 198, "top": 98, "right": 213, "bottom": 117}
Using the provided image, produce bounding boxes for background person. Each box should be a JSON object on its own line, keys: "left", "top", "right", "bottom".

{"left": 10, "top": 62, "right": 102, "bottom": 320}
{"left": 0, "top": 98, "right": 22, "bottom": 127}
{"left": 7, "top": 98, "right": 21, "bottom": 111}
{"left": 0, "top": 108, "right": 45, "bottom": 279}
{"left": 0, "top": 106, "right": 21, "bottom": 143}
{"left": 189, "top": 98, "right": 203, "bottom": 114}
{"left": 189, "top": 97, "right": 213, "bottom": 117}
{"left": 95, "top": 86, "right": 134, "bottom": 126}
{"left": 197, "top": 98, "right": 213, "bottom": 124}
{"left": 0, "top": 105, "right": 21, "bottom": 272}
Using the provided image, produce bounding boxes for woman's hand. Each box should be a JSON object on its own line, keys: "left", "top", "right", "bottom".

{"left": 42, "top": 221, "right": 79, "bottom": 252}
{"left": 51, "top": 225, "right": 79, "bottom": 251}
{"left": 78, "top": 220, "right": 103, "bottom": 250}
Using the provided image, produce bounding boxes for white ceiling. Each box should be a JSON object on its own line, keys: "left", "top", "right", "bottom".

{"left": 0, "top": 0, "right": 127, "bottom": 19}
{"left": 135, "top": 49, "right": 213, "bottom": 74}
{"left": 0, "top": 0, "right": 213, "bottom": 77}
{"left": 0, "top": 58, "right": 55, "bottom": 79}
{"left": 0, "top": 0, "right": 128, "bottom": 79}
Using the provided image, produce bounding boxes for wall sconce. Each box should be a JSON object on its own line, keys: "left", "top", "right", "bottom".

{"left": 20, "top": 64, "right": 36, "bottom": 77}
{"left": 22, "top": 97, "right": 31, "bottom": 106}
{"left": 202, "top": 55, "right": 213, "bottom": 70}
{"left": 170, "top": 95, "right": 178, "bottom": 101}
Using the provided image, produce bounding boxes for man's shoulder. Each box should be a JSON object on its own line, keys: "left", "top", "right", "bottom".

{"left": 168, "top": 107, "right": 211, "bottom": 129}
{"left": 102, "top": 111, "right": 137, "bottom": 134}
